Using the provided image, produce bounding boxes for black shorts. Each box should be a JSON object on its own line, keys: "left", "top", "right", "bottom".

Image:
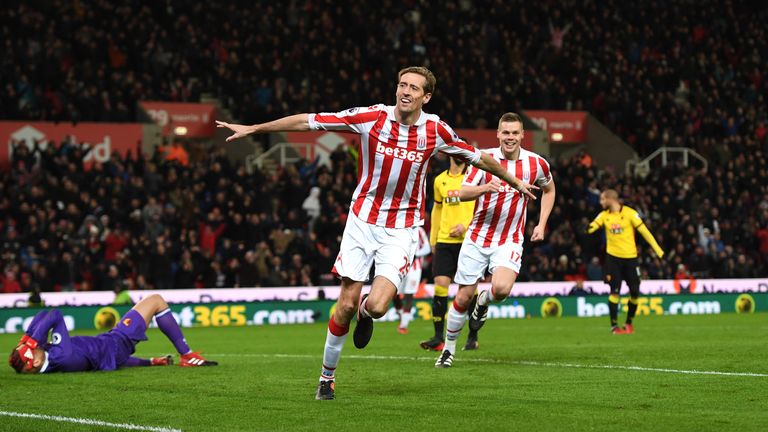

{"left": 432, "top": 242, "right": 463, "bottom": 279}
{"left": 604, "top": 255, "right": 640, "bottom": 294}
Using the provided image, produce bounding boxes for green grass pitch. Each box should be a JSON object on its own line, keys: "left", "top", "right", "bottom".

{"left": 1, "top": 313, "right": 767, "bottom": 431}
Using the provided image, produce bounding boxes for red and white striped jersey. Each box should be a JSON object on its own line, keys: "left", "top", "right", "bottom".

{"left": 309, "top": 105, "right": 481, "bottom": 228}
{"left": 463, "top": 147, "right": 552, "bottom": 247}
{"left": 409, "top": 226, "right": 431, "bottom": 272}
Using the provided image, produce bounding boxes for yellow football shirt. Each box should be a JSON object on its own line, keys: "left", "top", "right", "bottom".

{"left": 587, "top": 205, "right": 664, "bottom": 259}
{"left": 431, "top": 170, "right": 476, "bottom": 244}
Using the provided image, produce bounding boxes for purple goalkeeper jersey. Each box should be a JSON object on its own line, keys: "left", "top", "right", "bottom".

{"left": 26, "top": 309, "right": 147, "bottom": 373}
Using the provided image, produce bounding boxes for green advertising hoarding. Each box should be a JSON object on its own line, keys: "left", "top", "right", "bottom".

{"left": 0, "top": 293, "right": 765, "bottom": 333}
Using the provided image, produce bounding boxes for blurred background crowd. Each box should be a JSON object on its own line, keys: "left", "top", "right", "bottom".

{"left": 1, "top": 0, "right": 766, "bottom": 294}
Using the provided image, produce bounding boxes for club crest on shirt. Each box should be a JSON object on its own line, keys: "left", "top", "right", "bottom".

{"left": 123, "top": 318, "right": 132, "bottom": 327}
{"left": 417, "top": 136, "right": 427, "bottom": 150}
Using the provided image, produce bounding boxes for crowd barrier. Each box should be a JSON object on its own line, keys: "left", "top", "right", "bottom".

{"left": 1, "top": 291, "right": 765, "bottom": 334}
{"left": 1, "top": 278, "right": 766, "bottom": 309}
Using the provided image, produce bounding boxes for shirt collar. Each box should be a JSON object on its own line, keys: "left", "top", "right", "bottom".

{"left": 39, "top": 351, "right": 50, "bottom": 374}
{"left": 386, "top": 106, "right": 428, "bottom": 126}
{"left": 496, "top": 147, "right": 527, "bottom": 161}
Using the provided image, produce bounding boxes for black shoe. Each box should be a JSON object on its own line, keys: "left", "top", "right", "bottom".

{"left": 469, "top": 302, "right": 489, "bottom": 332}
{"left": 419, "top": 337, "right": 445, "bottom": 351}
{"left": 353, "top": 294, "right": 374, "bottom": 349}
{"left": 434, "top": 349, "right": 454, "bottom": 368}
{"left": 315, "top": 380, "right": 335, "bottom": 400}
{"left": 462, "top": 336, "right": 479, "bottom": 351}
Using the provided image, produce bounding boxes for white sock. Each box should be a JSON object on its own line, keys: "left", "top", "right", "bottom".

{"left": 400, "top": 309, "right": 412, "bottom": 329}
{"left": 444, "top": 302, "right": 468, "bottom": 354}
{"left": 320, "top": 320, "right": 348, "bottom": 381}
{"left": 478, "top": 288, "right": 494, "bottom": 306}
{"left": 359, "top": 296, "right": 371, "bottom": 319}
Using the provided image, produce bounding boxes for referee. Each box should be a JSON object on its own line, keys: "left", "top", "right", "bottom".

{"left": 587, "top": 189, "right": 664, "bottom": 334}
{"left": 420, "top": 155, "right": 480, "bottom": 351}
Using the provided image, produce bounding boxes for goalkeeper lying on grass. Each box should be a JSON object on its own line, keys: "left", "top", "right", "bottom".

{"left": 9, "top": 294, "right": 217, "bottom": 373}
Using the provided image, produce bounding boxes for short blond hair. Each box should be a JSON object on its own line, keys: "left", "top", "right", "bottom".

{"left": 602, "top": 189, "right": 619, "bottom": 200}
{"left": 498, "top": 112, "right": 524, "bottom": 130}
{"left": 398, "top": 66, "right": 436, "bottom": 94}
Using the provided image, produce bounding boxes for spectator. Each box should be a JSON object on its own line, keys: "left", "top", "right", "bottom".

{"left": 238, "top": 251, "right": 261, "bottom": 288}
{"left": 302, "top": 187, "right": 321, "bottom": 233}
{"left": 569, "top": 279, "right": 594, "bottom": 296}
{"left": 148, "top": 243, "right": 174, "bottom": 290}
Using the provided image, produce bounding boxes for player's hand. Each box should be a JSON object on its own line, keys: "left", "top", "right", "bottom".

{"left": 485, "top": 178, "right": 503, "bottom": 194}
{"left": 531, "top": 225, "right": 546, "bottom": 242}
{"left": 215, "top": 121, "right": 256, "bottom": 142}
{"left": 515, "top": 182, "right": 539, "bottom": 200}
{"left": 449, "top": 224, "right": 466, "bottom": 238}
{"left": 19, "top": 335, "right": 38, "bottom": 349}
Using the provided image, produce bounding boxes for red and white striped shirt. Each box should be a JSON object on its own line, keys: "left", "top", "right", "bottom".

{"left": 309, "top": 105, "right": 481, "bottom": 228}
{"left": 463, "top": 147, "right": 552, "bottom": 247}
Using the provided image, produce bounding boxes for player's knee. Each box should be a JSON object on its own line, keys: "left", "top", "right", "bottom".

{"left": 149, "top": 294, "right": 168, "bottom": 308}
{"left": 335, "top": 301, "right": 357, "bottom": 319}
{"left": 454, "top": 289, "right": 473, "bottom": 309}
{"left": 491, "top": 285, "right": 512, "bottom": 301}
{"left": 365, "top": 296, "right": 389, "bottom": 318}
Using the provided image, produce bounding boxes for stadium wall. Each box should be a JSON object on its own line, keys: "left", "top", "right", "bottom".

{"left": 0, "top": 293, "right": 764, "bottom": 333}
{"left": 1, "top": 279, "right": 765, "bottom": 309}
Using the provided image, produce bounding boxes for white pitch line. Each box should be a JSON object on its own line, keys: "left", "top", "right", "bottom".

{"left": 209, "top": 352, "right": 768, "bottom": 377}
{"left": 0, "top": 411, "right": 182, "bottom": 432}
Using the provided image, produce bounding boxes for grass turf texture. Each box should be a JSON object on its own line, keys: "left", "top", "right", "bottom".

{"left": 1, "top": 313, "right": 766, "bottom": 432}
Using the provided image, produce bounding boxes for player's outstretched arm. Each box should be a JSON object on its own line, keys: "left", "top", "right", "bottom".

{"left": 459, "top": 178, "right": 502, "bottom": 201}
{"left": 216, "top": 114, "right": 311, "bottom": 142}
{"left": 637, "top": 223, "right": 665, "bottom": 258}
{"left": 586, "top": 214, "right": 603, "bottom": 234}
{"left": 473, "top": 152, "right": 538, "bottom": 200}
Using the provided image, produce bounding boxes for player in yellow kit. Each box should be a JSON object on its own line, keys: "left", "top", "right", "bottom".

{"left": 420, "top": 155, "right": 480, "bottom": 351}
{"left": 587, "top": 189, "right": 664, "bottom": 334}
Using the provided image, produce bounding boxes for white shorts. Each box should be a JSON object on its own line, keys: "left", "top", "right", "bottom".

{"left": 332, "top": 210, "right": 419, "bottom": 287}
{"left": 397, "top": 267, "right": 422, "bottom": 295}
{"left": 454, "top": 239, "right": 523, "bottom": 286}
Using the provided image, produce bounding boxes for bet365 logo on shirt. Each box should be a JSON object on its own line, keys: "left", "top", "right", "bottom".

{"left": 376, "top": 141, "right": 424, "bottom": 163}
{"left": 445, "top": 190, "right": 461, "bottom": 205}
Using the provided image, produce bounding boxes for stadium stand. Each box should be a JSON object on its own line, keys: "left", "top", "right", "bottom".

{"left": 1, "top": 1, "right": 766, "bottom": 293}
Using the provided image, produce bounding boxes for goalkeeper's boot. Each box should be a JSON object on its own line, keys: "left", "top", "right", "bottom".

{"left": 353, "top": 294, "right": 374, "bottom": 349}
{"left": 315, "top": 380, "right": 335, "bottom": 400}
{"left": 434, "top": 350, "right": 454, "bottom": 368}
{"left": 150, "top": 355, "right": 173, "bottom": 366}
{"left": 623, "top": 324, "right": 634, "bottom": 334}
{"left": 180, "top": 351, "right": 218, "bottom": 367}
{"left": 419, "top": 337, "right": 445, "bottom": 351}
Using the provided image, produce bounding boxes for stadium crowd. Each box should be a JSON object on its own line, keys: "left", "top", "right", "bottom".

{"left": 1, "top": 1, "right": 767, "bottom": 295}
{"left": 1, "top": 134, "right": 765, "bottom": 295}
{"left": 2, "top": 1, "right": 766, "bottom": 157}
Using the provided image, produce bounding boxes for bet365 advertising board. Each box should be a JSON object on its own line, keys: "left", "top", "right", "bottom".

{"left": 0, "top": 293, "right": 764, "bottom": 334}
